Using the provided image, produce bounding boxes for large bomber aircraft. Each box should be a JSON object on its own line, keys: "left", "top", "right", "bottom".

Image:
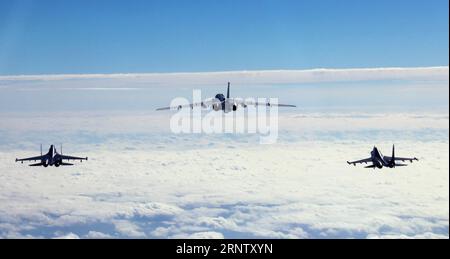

{"left": 156, "top": 82, "right": 296, "bottom": 113}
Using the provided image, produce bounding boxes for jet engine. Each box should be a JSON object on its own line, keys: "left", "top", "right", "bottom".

{"left": 212, "top": 103, "right": 221, "bottom": 111}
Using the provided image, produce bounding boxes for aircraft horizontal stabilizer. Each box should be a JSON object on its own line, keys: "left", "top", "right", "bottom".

{"left": 29, "top": 162, "right": 44, "bottom": 167}
{"left": 60, "top": 162, "right": 74, "bottom": 166}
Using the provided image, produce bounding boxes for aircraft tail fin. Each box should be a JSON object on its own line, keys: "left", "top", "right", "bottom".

{"left": 227, "top": 82, "right": 230, "bottom": 99}
{"left": 391, "top": 144, "right": 395, "bottom": 162}
{"left": 388, "top": 144, "right": 396, "bottom": 167}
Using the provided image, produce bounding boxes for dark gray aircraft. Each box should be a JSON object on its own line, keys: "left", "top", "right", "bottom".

{"left": 347, "top": 145, "right": 418, "bottom": 169}
{"left": 156, "top": 82, "right": 296, "bottom": 113}
{"left": 16, "top": 145, "right": 88, "bottom": 167}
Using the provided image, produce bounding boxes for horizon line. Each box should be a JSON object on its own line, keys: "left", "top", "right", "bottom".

{"left": 0, "top": 65, "right": 448, "bottom": 79}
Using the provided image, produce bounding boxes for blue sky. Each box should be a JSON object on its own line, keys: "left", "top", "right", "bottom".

{"left": 0, "top": 0, "right": 448, "bottom": 75}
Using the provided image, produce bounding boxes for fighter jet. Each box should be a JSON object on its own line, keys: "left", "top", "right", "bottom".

{"left": 347, "top": 145, "right": 418, "bottom": 169}
{"left": 156, "top": 82, "right": 296, "bottom": 113}
{"left": 16, "top": 144, "right": 88, "bottom": 167}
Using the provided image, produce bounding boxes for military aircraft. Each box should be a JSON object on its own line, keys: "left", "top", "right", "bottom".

{"left": 347, "top": 145, "right": 418, "bottom": 169}
{"left": 156, "top": 82, "right": 296, "bottom": 113}
{"left": 16, "top": 144, "right": 88, "bottom": 167}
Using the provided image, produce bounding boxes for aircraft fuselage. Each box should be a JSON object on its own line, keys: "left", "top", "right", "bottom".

{"left": 213, "top": 94, "right": 241, "bottom": 113}
{"left": 39, "top": 145, "right": 64, "bottom": 167}
{"left": 369, "top": 147, "right": 396, "bottom": 169}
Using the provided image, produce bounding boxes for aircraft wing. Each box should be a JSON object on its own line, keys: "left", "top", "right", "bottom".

{"left": 58, "top": 154, "right": 88, "bottom": 161}
{"left": 236, "top": 99, "right": 296, "bottom": 108}
{"left": 384, "top": 156, "right": 418, "bottom": 163}
{"left": 156, "top": 99, "right": 220, "bottom": 111}
{"left": 16, "top": 155, "right": 47, "bottom": 162}
{"left": 156, "top": 104, "right": 195, "bottom": 111}
{"left": 347, "top": 158, "right": 372, "bottom": 165}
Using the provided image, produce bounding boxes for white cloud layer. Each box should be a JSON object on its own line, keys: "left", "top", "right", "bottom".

{"left": 0, "top": 112, "right": 447, "bottom": 239}
{"left": 0, "top": 66, "right": 447, "bottom": 86}
{"left": 0, "top": 67, "right": 448, "bottom": 239}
